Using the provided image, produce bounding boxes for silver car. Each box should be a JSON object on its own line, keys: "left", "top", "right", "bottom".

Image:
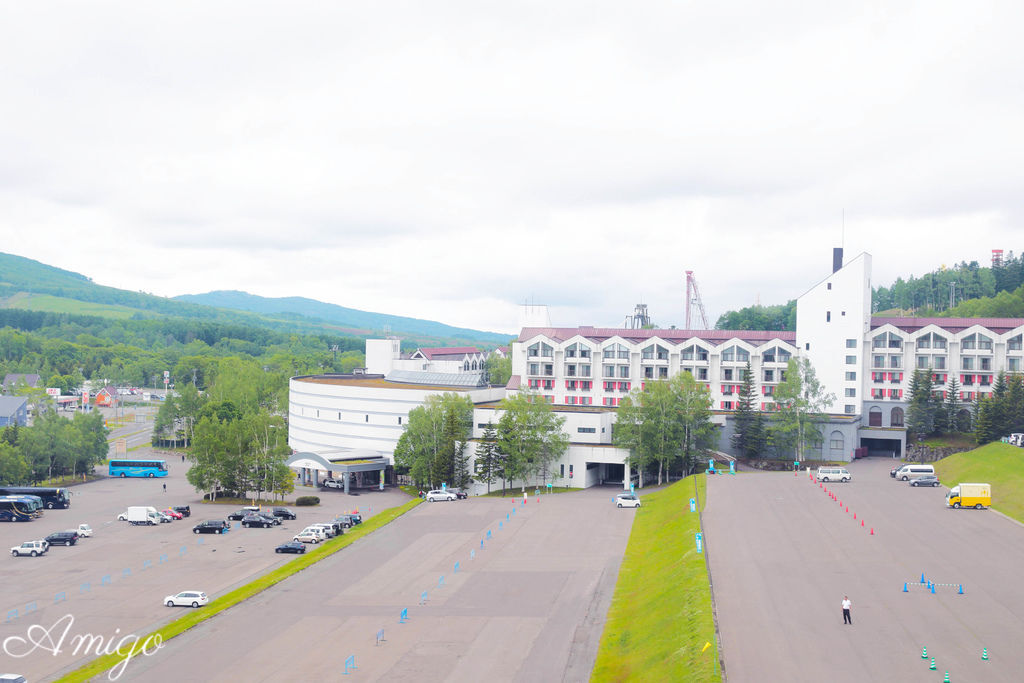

{"left": 425, "top": 489, "right": 457, "bottom": 502}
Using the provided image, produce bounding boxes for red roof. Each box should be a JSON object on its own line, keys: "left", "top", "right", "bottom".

{"left": 506, "top": 375, "right": 522, "bottom": 390}
{"left": 517, "top": 327, "right": 795, "bottom": 345}
{"left": 871, "top": 317, "right": 1024, "bottom": 334}
{"left": 415, "top": 346, "right": 481, "bottom": 360}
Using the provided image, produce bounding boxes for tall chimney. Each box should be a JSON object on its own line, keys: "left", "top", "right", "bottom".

{"left": 832, "top": 247, "right": 843, "bottom": 273}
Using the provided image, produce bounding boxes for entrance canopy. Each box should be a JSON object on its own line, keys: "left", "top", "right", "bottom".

{"left": 287, "top": 450, "right": 390, "bottom": 493}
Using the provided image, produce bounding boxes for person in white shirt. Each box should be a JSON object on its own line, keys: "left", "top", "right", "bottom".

{"left": 842, "top": 596, "right": 852, "bottom": 625}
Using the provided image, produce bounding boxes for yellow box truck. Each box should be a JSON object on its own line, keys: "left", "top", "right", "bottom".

{"left": 946, "top": 483, "right": 991, "bottom": 509}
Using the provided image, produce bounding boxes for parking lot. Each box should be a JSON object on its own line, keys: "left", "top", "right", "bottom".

{"left": 104, "top": 486, "right": 636, "bottom": 682}
{"left": 0, "top": 449, "right": 406, "bottom": 682}
{"left": 704, "top": 458, "right": 1024, "bottom": 682}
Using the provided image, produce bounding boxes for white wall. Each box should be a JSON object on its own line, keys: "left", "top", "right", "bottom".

{"left": 365, "top": 339, "right": 400, "bottom": 375}
{"left": 796, "top": 252, "right": 872, "bottom": 415}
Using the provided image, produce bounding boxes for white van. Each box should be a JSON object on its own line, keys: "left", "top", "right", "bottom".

{"left": 815, "top": 467, "right": 851, "bottom": 483}
{"left": 895, "top": 464, "right": 935, "bottom": 481}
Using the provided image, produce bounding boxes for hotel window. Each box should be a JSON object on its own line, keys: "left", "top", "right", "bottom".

{"left": 934, "top": 356, "right": 946, "bottom": 369}
{"left": 658, "top": 367, "right": 668, "bottom": 379}
{"left": 528, "top": 341, "right": 553, "bottom": 358}
{"left": 845, "top": 355, "right": 856, "bottom": 365}
{"left": 845, "top": 371, "right": 856, "bottom": 381}
{"left": 565, "top": 344, "right": 577, "bottom": 358}
{"left": 845, "top": 405, "right": 855, "bottom": 414}
{"left": 618, "top": 365, "right": 630, "bottom": 378}
{"left": 697, "top": 368, "right": 708, "bottom": 381}
{"left": 580, "top": 364, "right": 591, "bottom": 377}
{"left": 916, "top": 356, "right": 929, "bottom": 369}
{"left": 644, "top": 367, "right": 654, "bottom": 379}
{"left": 543, "top": 364, "right": 553, "bottom": 376}
{"left": 721, "top": 401, "right": 733, "bottom": 410}
{"left": 1009, "top": 357, "right": 1022, "bottom": 372}
{"left": 873, "top": 355, "right": 885, "bottom": 368}
{"left": 961, "top": 334, "right": 976, "bottom": 350}
{"left": 763, "top": 370, "right": 774, "bottom": 382}
{"left": 889, "top": 356, "right": 901, "bottom": 369}
{"left": 845, "top": 339, "right": 857, "bottom": 348}
{"left": 845, "top": 388, "right": 856, "bottom": 397}
{"left": 577, "top": 427, "right": 596, "bottom": 433}
{"left": 917, "top": 336, "right": 931, "bottom": 349}
{"left": 528, "top": 363, "right": 539, "bottom": 375}
{"left": 961, "top": 357, "right": 974, "bottom": 371}
{"left": 604, "top": 365, "right": 615, "bottom": 377}
{"left": 980, "top": 357, "right": 992, "bottom": 371}
{"left": 723, "top": 368, "right": 734, "bottom": 381}
{"left": 1009, "top": 334, "right": 1023, "bottom": 351}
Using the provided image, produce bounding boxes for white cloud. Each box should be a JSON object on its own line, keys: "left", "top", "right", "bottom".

{"left": 2, "top": 1, "right": 1022, "bottom": 335}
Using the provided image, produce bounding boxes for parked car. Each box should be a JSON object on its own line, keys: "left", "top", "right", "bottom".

{"left": 275, "top": 541, "right": 306, "bottom": 554}
{"left": 164, "top": 591, "right": 208, "bottom": 608}
{"left": 73, "top": 523, "right": 93, "bottom": 538}
{"left": 309, "top": 523, "right": 336, "bottom": 538}
{"left": 172, "top": 505, "right": 191, "bottom": 518}
{"left": 258, "top": 513, "right": 281, "bottom": 526}
{"left": 162, "top": 508, "right": 183, "bottom": 520}
{"left": 425, "top": 489, "right": 457, "bottom": 502}
{"left": 44, "top": 531, "right": 78, "bottom": 546}
{"left": 615, "top": 493, "right": 641, "bottom": 508}
{"left": 909, "top": 475, "right": 942, "bottom": 487}
{"left": 889, "top": 463, "right": 906, "bottom": 478}
{"left": 347, "top": 513, "right": 363, "bottom": 525}
{"left": 321, "top": 478, "right": 344, "bottom": 489}
{"left": 333, "top": 515, "right": 354, "bottom": 529}
{"left": 293, "top": 530, "right": 322, "bottom": 544}
{"left": 272, "top": 507, "right": 296, "bottom": 520}
{"left": 193, "top": 520, "right": 230, "bottom": 534}
{"left": 226, "top": 510, "right": 248, "bottom": 521}
{"left": 448, "top": 488, "right": 469, "bottom": 499}
{"left": 11, "top": 541, "right": 48, "bottom": 557}
{"left": 242, "top": 513, "right": 274, "bottom": 529}
{"left": 158, "top": 512, "right": 173, "bottom": 524}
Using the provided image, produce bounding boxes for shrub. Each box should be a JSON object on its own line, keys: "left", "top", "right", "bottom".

{"left": 295, "top": 496, "right": 320, "bottom": 506}
{"left": 203, "top": 490, "right": 239, "bottom": 501}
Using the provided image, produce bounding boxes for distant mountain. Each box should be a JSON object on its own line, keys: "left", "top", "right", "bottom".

{"left": 0, "top": 252, "right": 509, "bottom": 347}
{"left": 175, "top": 290, "right": 509, "bottom": 344}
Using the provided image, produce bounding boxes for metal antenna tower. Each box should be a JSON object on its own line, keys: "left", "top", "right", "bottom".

{"left": 624, "top": 303, "right": 651, "bottom": 329}
{"left": 685, "top": 271, "right": 709, "bottom": 329}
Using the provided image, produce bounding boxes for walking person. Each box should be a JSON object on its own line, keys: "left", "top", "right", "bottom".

{"left": 842, "top": 595, "right": 852, "bottom": 625}
{"left": 163, "top": 483, "right": 167, "bottom": 493}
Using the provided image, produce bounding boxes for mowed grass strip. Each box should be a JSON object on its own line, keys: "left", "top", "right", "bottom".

{"left": 591, "top": 474, "right": 720, "bottom": 682}
{"left": 935, "top": 441, "right": 1024, "bottom": 522}
{"left": 57, "top": 497, "right": 422, "bottom": 683}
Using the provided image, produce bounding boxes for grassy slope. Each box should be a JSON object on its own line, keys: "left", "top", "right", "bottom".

{"left": 591, "top": 474, "right": 720, "bottom": 682}
{"left": 2, "top": 292, "right": 141, "bottom": 318}
{"left": 934, "top": 442, "right": 1024, "bottom": 522}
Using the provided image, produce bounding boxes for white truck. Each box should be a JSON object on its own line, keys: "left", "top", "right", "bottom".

{"left": 125, "top": 506, "right": 161, "bottom": 526}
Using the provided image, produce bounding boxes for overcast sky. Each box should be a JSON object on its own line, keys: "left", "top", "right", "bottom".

{"left": 2, "top": 2, "right": 1021, "bottom": 335}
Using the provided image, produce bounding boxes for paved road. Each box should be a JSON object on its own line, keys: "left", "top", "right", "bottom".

{"left": 0, "top": 447, "right": 405, "bottom": 682}
{"left": 704, "top": 458, "right": 1024, "bottom": 682}
{"left": 115, "top": 487, "right": 635, "bottom": 683}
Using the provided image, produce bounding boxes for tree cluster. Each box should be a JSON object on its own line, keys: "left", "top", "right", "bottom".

{"left": 394, "top": 393, "right": 475, "bottom": 490}
{"left": 974, "top": 372, "right": 1024, "bottom": 444}
{"left": 0, "top": 411, "right": 108, "bottom": 483}
{"left": 614, "top": 372, "right": 715, "bottom": 485}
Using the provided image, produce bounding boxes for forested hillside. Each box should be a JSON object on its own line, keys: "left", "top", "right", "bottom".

{"left": 715, "top": 251, "right": 1023, "bottom": 330}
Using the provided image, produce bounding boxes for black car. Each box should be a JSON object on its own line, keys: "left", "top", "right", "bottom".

{"left": 889, "top": 463, "right": 905, "bottom": 478}
{"left": 348, "top": 513, "right": 363, "bottom": 524}
{"left": 275, "top": 541, "right": 306, "bottom": 554}
{"left": 44, "top": 531, "right": 78, "bottom": 546}
{"left": 272, "top": 507, "right": 296, "bottom": 520}
{"left": 172, "top": 505, "right": 191, "bottom": 518}
{"left": 193, "top": 520, "right": 230, "bottom": 534}
{"left": 448, "top": 488, "right": 469, "bottom": 499}
{"left": 227, "top": 510, "right": 248, "bottom": 521}
{"left": 242, "top": 513, "right": 273, "bottom": 528}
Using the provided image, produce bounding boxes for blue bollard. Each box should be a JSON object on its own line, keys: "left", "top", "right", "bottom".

{"left": 903, "top": 582, "right": 908, "bottom": 593}
{"left": 343, "top": 654, "right": 357, "bottom": 674}
{"left": 399, "top": 607, "right": 409, "bottom": 623}
{"left": 486, "top": 530, "right": 492, "bottom": 540}
{"left": 499, "top": 521, "right": 503, "bottom": 529}
{"left": 470, "top": 549, "right": 475, "bottom": 560}
{"left": 480, "top": 539, "right": 484, "bottom": 550}
{"left": 438, "top": 575, "right": 445, "bottom": 587}
{"left": 454, "top": 561, "right": 459, "bottom": 574}
{"left": 920, "top": 572, "right": 926, "bottom": 584}
{"left": 958, "top": 584, "right": 964, "bottom": 594}
{"left": 506, "top": 512, "right": 510, "bottom": 521}
{"left": 931, "top": 583, "right": 936, "bottom": 594}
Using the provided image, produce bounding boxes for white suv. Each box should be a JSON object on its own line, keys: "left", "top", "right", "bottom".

{"left": 11, "top": 540, "right": 48, "bottom": 557}
{"left": 615, "top": 493, "right": 641, "bottom": 508}
{"left": 425, "top": 490, "right": 457, "bottom": 502}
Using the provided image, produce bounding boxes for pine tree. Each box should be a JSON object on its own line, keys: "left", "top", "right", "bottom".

{"left": 473, "top": 422, "right": 500, "bottom": 494}
{"left": 906, "top": 369, "right": 935, "bottom": 438}
{"left": 730, "top": 361, "right": 764, "bottom": 458}
{"left": 974, "top": 396, "right": 996, "bottom": 444}
{"left": 944, "top": 377, "right": 962, "bottom": 432}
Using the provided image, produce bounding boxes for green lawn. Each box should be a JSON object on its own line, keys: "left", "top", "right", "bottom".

{"left": 4, "top": 292, "right": 144, "bottom": 319}
{"left": 591, "top": 474, "right": 720, "bottom": 682}
{"left": 934, "top": 442, "right": 1024, "bottom": 522}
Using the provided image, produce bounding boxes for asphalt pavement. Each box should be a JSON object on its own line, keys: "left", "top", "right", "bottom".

{"left": 703, "top": 458, "right": 1024, "bottom": 682}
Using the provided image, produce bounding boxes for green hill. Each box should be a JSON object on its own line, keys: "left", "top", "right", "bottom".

{"left": 934, "top": 442, "right": 1024, "bottom": 522}
{"left": 0, "top": 252, "right": 508, "bottom": 347}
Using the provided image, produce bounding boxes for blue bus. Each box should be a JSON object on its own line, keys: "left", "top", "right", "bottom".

{"left": 0, "top": 486, "right": 71, "bottom": 509}
{"left": 0, "top": 497, "right": 39, "bottom": 521}
{"left": 109, "top": 459, "right": 169, "bottom": 478}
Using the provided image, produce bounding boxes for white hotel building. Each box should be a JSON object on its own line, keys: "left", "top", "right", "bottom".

{"left": 288, "top": 250, "right": 1024, "bottom": 491}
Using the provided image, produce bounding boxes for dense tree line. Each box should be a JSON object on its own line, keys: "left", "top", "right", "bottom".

{"left": 715, "top": 301, "right": 796, "bottom": 331}
{"left": 0, "top": 411, "right": 109, "bottom": 484}
{"left": 974, "top": 373, "right": 1024, "bottom": 445}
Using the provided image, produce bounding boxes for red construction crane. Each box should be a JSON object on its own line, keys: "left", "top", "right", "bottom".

{"left": 685, "top": 271, "right": 709, "bottom": 329}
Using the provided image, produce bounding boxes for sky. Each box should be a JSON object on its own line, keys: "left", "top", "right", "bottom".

{"left": 2, "top": 2, "right": 1022, "bottom": 335}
